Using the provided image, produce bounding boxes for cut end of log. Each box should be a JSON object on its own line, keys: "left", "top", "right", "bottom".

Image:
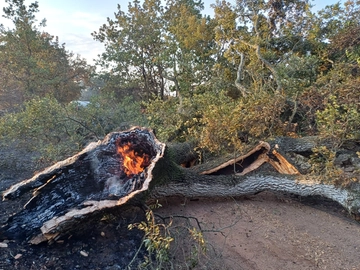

{"left": 101, "top": 127, "right": 166, "bottom": 197}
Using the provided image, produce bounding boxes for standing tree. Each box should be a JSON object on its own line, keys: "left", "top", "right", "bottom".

{"left": 92, "top": 0, "right": 166, "bottom": 100}
{"left": 92, "top": 0, "right": 216, "bottom": 101}
{"left": 162, "top": 0, "right": 216, "bottom": 97}
{"left": 212, "top": 0, "right": 314, "bottom": 96}
{"left": 0, "top": 0, "right": 91, "bottom": 110}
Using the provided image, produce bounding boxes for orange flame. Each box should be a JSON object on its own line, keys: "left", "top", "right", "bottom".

{"left": 117, "top": 142, "right": 150, "bottom": 177}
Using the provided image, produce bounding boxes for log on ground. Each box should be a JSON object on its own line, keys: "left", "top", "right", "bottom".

{"left": 1, "top": 128, "right": 360, "bottom": 245}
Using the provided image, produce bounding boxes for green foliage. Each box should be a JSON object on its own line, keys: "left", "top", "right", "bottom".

{"left": 92, "top": 0, "right": 167, "bottom": 100}
{"left": 73, "top": 93, "right": 147, "bottom": 137}
{"left": 277, "top": 55, "right": 319, "bottom": 96}
{"left": 144, "top": 96, "right": 186, "bottom": 142}
{"left": 196, "top": 91, "right": 287, "bottom": 153}
{"left": 0, "top": 96, "right": 81, "bottom": 162}
{"left": 93, "top": 0, "right": 215, "bottom": 100}
{"left": 128, "top": 202, "right": 174, "bottom": 269}
{"left": 187, "top": 227, "right": 207, "bottom": 267}
{"left": 308, "top": 146, "right": 343, "bottom": 184}
{"left": 127, "top": 201, "right": 210, "bottom": 269}
{"left": 146, "top": 89, "right": 287, "bottom": 154}
{"left": 163, "top": 0, "right": 216, "bottom": 95}
{"left": 212, "top": 0, "right": 314, "bottom": 94}
{"left": 316, "top": 95, "right": 360, "bottom": 143}
{"left": 0, "top": 0, "right": 91, "bottom": 110}
{"left": 0, "top": 94, "right": 145, "bottom": 163}
{"left": 346, "top": 47, "right": 360, "bottom": 65}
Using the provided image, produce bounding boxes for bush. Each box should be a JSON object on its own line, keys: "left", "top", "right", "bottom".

{"left": 316, "top": 95, "right": 360, "bottom": 144}
{"left": 0, "top": 94, "right": 145, "bottom": 164}
{"left": 145, "top": 90, "right": 287, "bottom": 154}
{"left": 0, "top": 96, "right": 81, "bottom": 162}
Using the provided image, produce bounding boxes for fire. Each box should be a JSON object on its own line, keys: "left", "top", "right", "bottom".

{"left": 117, "top": 142, "right": 150, "bottom": 177}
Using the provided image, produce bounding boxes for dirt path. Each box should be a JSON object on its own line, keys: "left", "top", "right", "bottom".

{"left": 156, "top": 192, "right": 360, "bottom": 270}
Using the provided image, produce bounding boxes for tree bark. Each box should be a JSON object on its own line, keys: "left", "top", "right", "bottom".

{"left": 1, "top": 128, "right": 360, "bottom": 244}
{"left": 234, "top": 52, "right": 249, "bottom": 97}
{"left": 150, "top": 137, "right": 360, "bottom": 220}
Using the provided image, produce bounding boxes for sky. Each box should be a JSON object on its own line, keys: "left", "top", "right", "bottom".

{"left": 0, "top": 0, "right": 340, "bottom": 66}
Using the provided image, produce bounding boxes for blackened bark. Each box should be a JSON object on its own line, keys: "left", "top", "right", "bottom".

{"left": 1, "top": 127, "right": 165, "bottom": 244}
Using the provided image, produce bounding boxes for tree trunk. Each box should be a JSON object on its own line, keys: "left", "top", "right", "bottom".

{"left": 1, "top": 127, "right": 360, "bottom": 244}
{"left": 1, "top": 127, "right": 166, "bottom": 244}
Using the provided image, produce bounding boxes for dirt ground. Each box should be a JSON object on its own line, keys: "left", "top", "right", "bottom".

{"left": 2, "top": 191, "right": 359, "bottom": 269}
{"left": 154, "top": 193, "right": 360, "bottom": 270}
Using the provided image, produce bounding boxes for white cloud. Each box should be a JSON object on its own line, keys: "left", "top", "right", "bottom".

{"left": 35, "top": 6, "right": 106, "bottom": 65}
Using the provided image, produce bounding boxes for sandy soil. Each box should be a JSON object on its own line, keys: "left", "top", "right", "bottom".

{"left": 1, "top": 190, "right": 360, "bottom": 269}
{"left": 155, "top": 193, "right": 360, "bottom": 270}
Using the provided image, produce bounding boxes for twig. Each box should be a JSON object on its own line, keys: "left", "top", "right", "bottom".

{"left": 126, "top": 238, "right": 145, "bottom": 270}
{"left": 155, "top": 214, "right": 203, "bottom": 231}
{"left": 201, "top": 216, "right": 242, "bottom": 237}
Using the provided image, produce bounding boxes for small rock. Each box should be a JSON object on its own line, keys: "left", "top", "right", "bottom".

{"left": 101, "top": 231, "right": 105, "bottom": 237}
{"left": 80, "top": 250, "right": 88, "bottom": 257}
{"left": 14, "top": 254, "right": 22, "bottom": 259}
{"left": 0, "top": 242, "right": 8, "bottom": 248}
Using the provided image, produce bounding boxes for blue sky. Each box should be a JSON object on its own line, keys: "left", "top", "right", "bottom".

{"left": 0, "top": 0, "right": 340, "bottom": 65}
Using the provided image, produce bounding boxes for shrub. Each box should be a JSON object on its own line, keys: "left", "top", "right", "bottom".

{"left": 0, "top": 94, "right": 145, "bottom": 164}
{"left": 316, "top": 95, "right": 360, "bottom": 144}
{"left": 145, "top": 90, "right": 287, "bottom": 154}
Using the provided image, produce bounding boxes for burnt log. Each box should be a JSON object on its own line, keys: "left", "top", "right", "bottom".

{"left": 1, "top": 127, "right": 165, "bottom": 244}
{"left": 1, "top": 128, "right": 360, "bottom": 244}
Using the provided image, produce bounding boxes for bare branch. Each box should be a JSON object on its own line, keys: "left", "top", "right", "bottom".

{"left": 234, "top": 52, "right": 250, "bottom": 97}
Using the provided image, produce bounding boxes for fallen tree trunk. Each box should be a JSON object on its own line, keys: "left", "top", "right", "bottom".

{"left": 1, "top": 127, "right": 360, "bottom": 244}
{"left": 151, "top": 173, "right": 356, "bottom": 214}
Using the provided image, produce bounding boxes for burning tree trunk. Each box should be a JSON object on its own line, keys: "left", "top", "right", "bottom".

{"left": 1, "top": 128, "right": 360, "bottom": 244}
{"left": 1, "top": 127, "right": 165, "bottom": 244}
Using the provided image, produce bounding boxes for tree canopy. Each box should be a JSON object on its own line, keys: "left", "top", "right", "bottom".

{"left": 92, "top": 0, "right": 216, "bottom": 100}
{"left": 0, "top": 0, "right": 92, "bottom": 111}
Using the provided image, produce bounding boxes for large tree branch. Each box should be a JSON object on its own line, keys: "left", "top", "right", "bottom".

{"left": 151, "top": 173, "right": 355, "bottom": 217}
{"left": 234, "top": 52, "right": 250, "bottom": 97}
{"left": 235, "top": 14, "right": 283, "bottom": 92}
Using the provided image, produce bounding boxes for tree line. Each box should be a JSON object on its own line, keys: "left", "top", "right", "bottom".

{"left": 0, "top": 0, "right": 359, "bottom": 166}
